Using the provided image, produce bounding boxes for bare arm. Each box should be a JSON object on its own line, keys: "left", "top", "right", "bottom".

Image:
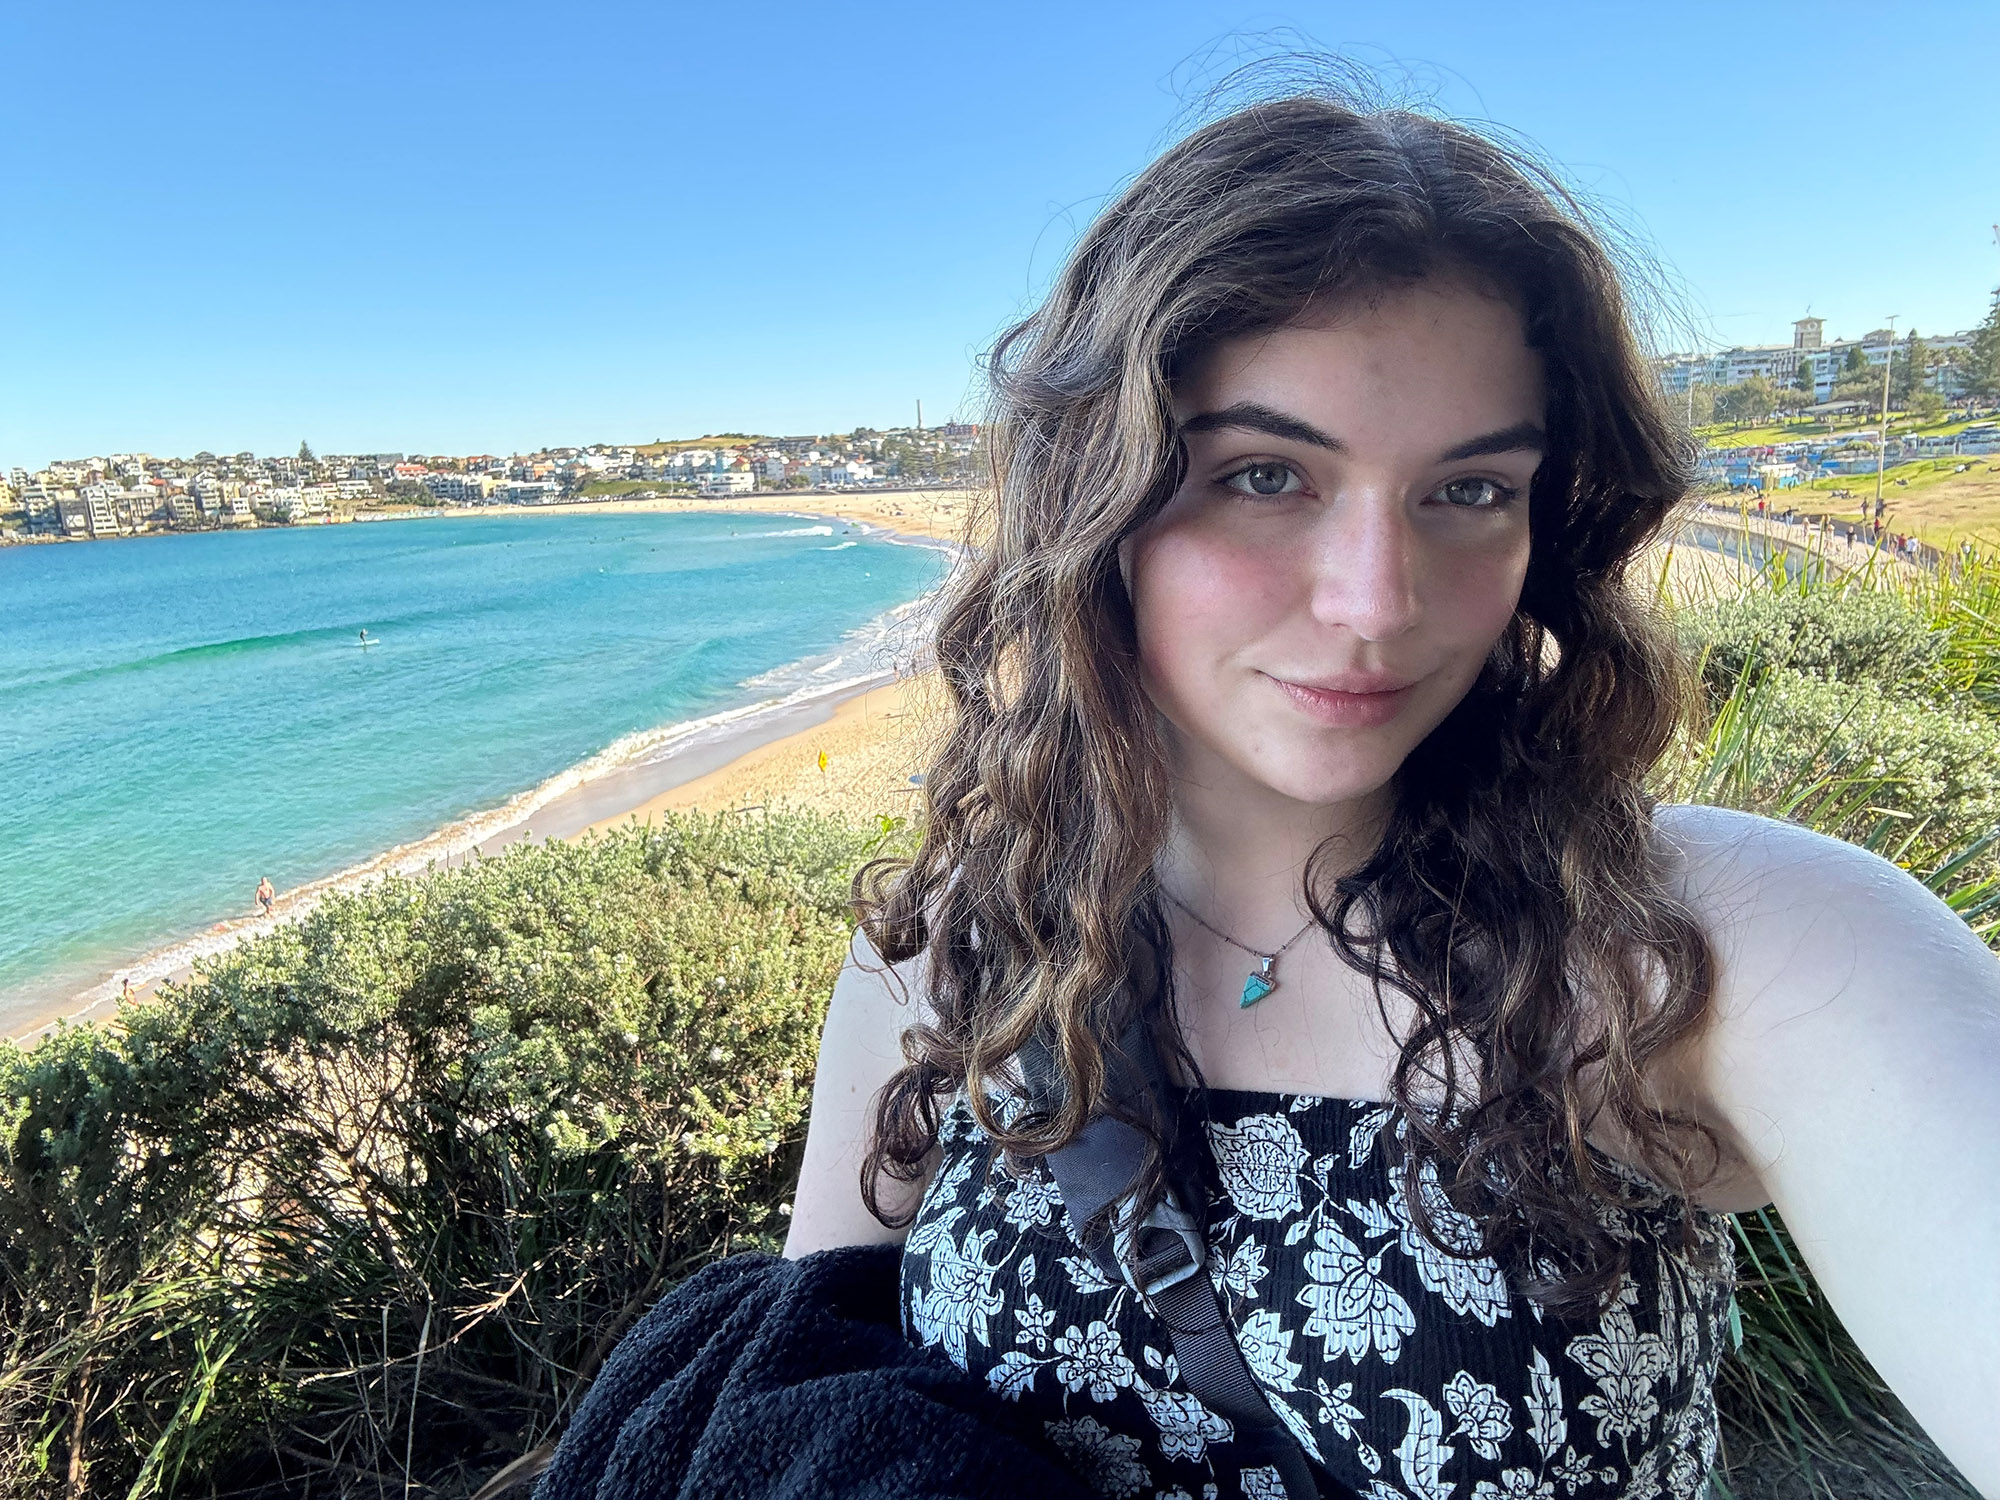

{"left": 1662, "top": 805, "right": 2000, "bottom": 1498}
{"left": 783, "top": 923, "right": 940, "bottom": 1258}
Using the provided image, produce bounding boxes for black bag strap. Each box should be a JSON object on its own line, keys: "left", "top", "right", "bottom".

{"left": 1017, "top": 1021, "right": 1341, "bottom": 1500}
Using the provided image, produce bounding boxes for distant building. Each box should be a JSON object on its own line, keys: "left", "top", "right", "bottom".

{"left": 423, "top": 473, "right": 492, "bottom": 503}
{"left": 697, "top": 468, "right": 756, "bottom": 495}
{"left": 1657, "top": 317, "right": 1979, "bottom": 402}
{"left": 79, "top": 484, "right": 124, "bottom": 537}
{"left": 497, "top": 480, "right": 564, "bottom": 504}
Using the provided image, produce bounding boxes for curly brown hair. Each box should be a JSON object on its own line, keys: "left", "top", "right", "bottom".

{"left": 852, "top": 91, "right": 1727, "bottom": 1319}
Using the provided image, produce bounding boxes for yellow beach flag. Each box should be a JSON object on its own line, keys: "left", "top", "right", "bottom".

{"left": 817, "top": 750, "right": 828, "bottom": 773}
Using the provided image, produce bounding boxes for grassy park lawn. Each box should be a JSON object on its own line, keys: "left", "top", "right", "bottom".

{"left": 1697, "top": 414, "right": 1989, "bottom": 450}
{"left": 574, "top": 477, "right": 691, "bottom": 498}
{"left": 1781, "top": 460, "right": 2000, "bottom": 542}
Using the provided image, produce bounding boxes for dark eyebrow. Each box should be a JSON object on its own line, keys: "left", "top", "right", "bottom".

{"left": 1436, "top": 422, "right": 1547, "bottom": 462}
{"left": 1180, "top": 405, "right": 1546, "bottom": 465}
{"left": 1178, "top": 402, "right": 1343, "bottom": 451}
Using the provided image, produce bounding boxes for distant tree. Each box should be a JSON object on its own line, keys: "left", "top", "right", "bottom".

{"left": 1830, "top": 369, "right": 1882, "bottom": 415}
{"left": 1684, "top": 383, "right": 1717, "bottom": 427}
{"left": 1842, "top": 343, "right": 1871, "bottom": 377}
{"left": 1892, "top": 330, "right": 1929, "bottom": 406}
{"left": 1716, "top": 374, "right": 1777, "bottom": 428}
{"left": 1907, "top": 388, "right": 1946, "bottom": 423}
{"left": 299, "top": 440, "right": 315, "bottom": 463}
{"left": 1963, "top": 293, "right": 2000, "bottom": 402}
{"left": 1793, "top": 357, "right": 1818, "bottom": 402}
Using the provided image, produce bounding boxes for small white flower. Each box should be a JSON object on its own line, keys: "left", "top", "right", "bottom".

{"left": 1135, "top": 1383, "right": 1234, "bottom": 1463}
{"left": 1219, "top": 1238, "right": 1269, "bottom": 1300}
{"left": 1565, "top": 1304, "right": 1672, "bottom": 1449}
{"left": 1472, "top": 1469, "right": 1554, "bottom": 1500}
{"left": 907, "top": 1222, "right": 1004, "bottom": 1368}
{"left": 1013, "top": 1291, "right": 1054, "bottom": 1350}
{"left": 1053, "top": 1320, "right": 1138, "bottom": 1403}
{"left": 1001, "top": 1166, "right": 1062, "bottom": 1230}
{"left": 1299, "top": 1220, "right": 1417, "bottom": 1364}
{"left": 1206, "top": 1113, "right": 1309, "bottom": 1219}
{"left": 1443, "top": 1369, "right": 1515, "bottom": 1461}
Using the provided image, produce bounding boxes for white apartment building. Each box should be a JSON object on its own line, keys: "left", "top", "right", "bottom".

{"left": 1659, "top": 316, "right": 1980, "bottom": 400}
{"left": 497, "top": 480, "right": 564, "bottom": 504}
{"left": 809, "top": 460, "right": 875, "bottom": 487}
{"left": 423, "top": 473, "right": 493, "bottom": 503}
{"left": 697, "top": 468, "right": 756, "bottom": 495}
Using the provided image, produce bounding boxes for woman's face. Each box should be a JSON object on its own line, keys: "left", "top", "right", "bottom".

{"left": 1120, "top": 273, "right": 1546, "bottom": 812}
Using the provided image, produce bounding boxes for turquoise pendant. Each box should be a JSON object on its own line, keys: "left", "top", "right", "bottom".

{"left": 1240, "top": 958, "right": 1276, "bottom": 1008}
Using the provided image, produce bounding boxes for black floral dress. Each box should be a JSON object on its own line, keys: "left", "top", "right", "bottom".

{"left": 900, "top": 1085, "right": 1739, "bottom": 1500}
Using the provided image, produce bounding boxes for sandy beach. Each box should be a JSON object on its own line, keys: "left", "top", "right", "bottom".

{"left": 4, "top": 489, "right": 967, "bottom": 1047}
{"left": 438, "top": 485, "right": 985, "bottom": 549}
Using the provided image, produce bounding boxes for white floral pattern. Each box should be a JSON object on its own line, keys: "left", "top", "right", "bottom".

{"left": 1207, "top": 1113, "right": 1310, "bottom": 1219}
{"left": 901, "top": 1087, "right": 1736, "bottom": 1500}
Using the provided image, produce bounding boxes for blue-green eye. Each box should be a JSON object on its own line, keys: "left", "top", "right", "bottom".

{"left": 1434, "top": 477, "right": 1518, "bottom": 509}
{"left": 1222, "top": 462, "right": 1303, "bottom": 497}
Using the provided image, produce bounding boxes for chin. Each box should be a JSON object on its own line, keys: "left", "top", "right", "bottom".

{"left": 1245, "top": 754, "right": 1403, "bottom": 810}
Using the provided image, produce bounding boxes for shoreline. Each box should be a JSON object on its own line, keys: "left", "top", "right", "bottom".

{"left": 3, "top": 494, "right": 963, "bottom": 1047}
{"left": 0, "top": 485, "right": 983, "bottom": 551}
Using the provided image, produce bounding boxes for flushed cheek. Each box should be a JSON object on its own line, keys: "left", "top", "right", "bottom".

{"left": 1131, "top": 531, "right": 1286, "bottom": 686}
{"left": 1423, "top": 542, "right": 1530, "bottom": 650}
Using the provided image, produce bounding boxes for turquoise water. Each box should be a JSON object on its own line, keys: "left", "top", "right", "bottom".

{"left": 0, "top": 510, "right": 947, "bottom": 1017}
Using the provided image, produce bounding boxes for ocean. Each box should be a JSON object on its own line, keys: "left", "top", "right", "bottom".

{"left": 0, "top": 508, "right": 951, "bottom": 1029}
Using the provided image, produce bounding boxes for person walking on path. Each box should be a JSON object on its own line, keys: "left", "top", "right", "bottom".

{"left": 255, "top": 876, "right": 274, "bottom": 916}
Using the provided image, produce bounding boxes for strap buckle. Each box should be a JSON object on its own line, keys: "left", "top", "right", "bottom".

{"left": 1112, "top": 1189, "right": 1207, "bottom": 1299}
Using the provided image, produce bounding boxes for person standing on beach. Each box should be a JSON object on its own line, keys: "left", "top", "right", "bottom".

{"left": 255, "top": 876, "right": 274, "bottom": 915}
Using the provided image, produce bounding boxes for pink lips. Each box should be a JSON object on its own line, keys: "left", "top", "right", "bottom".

{"left": 1265, "top": 671, "right": 1418, "bottom": 727}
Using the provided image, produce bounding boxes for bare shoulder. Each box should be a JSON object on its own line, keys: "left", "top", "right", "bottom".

{"left": 1649, "top": 803, "right": 1974, "bottom": 1014}
{"left": 1646, "top": 807, "right": 2000, "bottom": 1492}
{"left": 781, "top": 921, "right": 941, "bottom": 1258}
{"left": 1648, "top": 802, "right": 2000, "bottom": 1206}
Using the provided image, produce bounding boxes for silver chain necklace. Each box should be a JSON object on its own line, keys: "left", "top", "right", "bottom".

{"left": 1159, "top": 888, "right": 1318, "bottom": 1008}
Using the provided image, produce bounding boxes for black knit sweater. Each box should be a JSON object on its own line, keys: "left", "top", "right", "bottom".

{"left": 533, "top": 1243, "right": 1098, "bottom": 1500}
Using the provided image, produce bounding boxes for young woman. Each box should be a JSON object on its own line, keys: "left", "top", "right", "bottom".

{"left": 783, "top": 96, "right": 2000, "bottom": 1500}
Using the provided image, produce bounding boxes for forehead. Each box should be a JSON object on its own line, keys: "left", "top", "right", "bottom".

{"left": 1173, "top": 276, "right": 1546, "bottom": 440}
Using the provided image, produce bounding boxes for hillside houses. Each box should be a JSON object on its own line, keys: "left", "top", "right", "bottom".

{"left": 1, "top": 422, "right": 984, "bottom": 542}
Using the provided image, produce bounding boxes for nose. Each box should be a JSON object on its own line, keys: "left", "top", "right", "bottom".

{"left": 1306, "top": 493, "right": 1422, "bottom": 642}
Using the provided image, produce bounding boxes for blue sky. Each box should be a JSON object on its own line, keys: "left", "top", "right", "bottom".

{"left": 2, "top": 1, "right": 1995, "bottom": 469}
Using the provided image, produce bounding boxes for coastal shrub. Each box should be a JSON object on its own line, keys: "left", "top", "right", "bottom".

{"left": 1661, "top": 662, "right": 2000, "bottom": 877}
{"left": 1676, "top": 585, "right": 1948, "bottom": 696}
{"left": 0, "top": 806, "right": 914, "bottom": 1500}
